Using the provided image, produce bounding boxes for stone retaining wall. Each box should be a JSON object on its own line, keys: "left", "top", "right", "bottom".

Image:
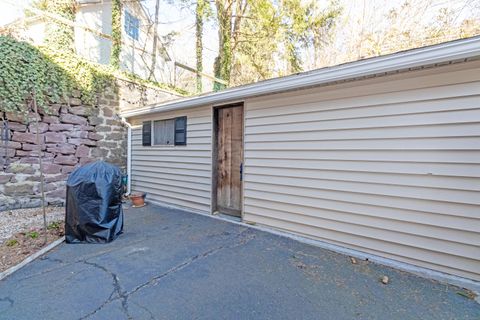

{"left": 0, "top": 80, "right": 181, "bottom": 211}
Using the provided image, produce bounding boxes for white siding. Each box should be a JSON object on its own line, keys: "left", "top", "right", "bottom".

{"left": 243, "top": 61, "right": 480, "bottom": 281}
{"left": 130, "top": 106, "right": 212, "bottom": 212}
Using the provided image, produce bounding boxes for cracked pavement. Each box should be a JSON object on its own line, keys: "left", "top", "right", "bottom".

{"left": 0, "top": 204, "right": 478, "bottom": 319}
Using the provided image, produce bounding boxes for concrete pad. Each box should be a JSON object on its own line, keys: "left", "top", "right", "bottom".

{"left": 0, "top": 204, "right": 478, "bottom": 319}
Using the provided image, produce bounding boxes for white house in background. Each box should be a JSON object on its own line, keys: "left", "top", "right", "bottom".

{"left": 75, "top": 0, "right": 172, "bottom": 83}
{"left": 3, "top": 0, "right": 173, "bottom": 84}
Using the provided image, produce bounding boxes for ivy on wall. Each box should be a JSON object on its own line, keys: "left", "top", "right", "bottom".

{"left": 110, "top": 0, "right": 122, "bottom": 69}
{"left": 0, "top": 36, "right": 114, "bottom": 116}
{"left": 0, "top": 0, "right": 189, "bottom": 116}
{"left": 43, "top": 0, "right": 77, "bottom": 53}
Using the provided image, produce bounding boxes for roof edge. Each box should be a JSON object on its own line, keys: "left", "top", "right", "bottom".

{"left": 122, "top": 36, "right": 480, "bottom": 118}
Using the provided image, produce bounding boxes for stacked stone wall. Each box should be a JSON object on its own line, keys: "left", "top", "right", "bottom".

{"left": 0, "top": 78, "right": 182, "bottom": 211}
{"left": 0, "top": 86, "right": 126, "bottom": 210}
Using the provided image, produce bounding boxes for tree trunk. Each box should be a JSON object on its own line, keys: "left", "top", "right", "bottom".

{"left": 149, "top": 0, "right": 161, "bottom": 80}
{"left": 196, "top": 0, "right": 205, "bottom": 93}
{"left": 213, "top": 0, "right": 233, "bottom": 91}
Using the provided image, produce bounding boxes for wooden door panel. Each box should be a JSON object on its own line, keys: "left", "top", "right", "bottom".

{"left": 216, "top": 105, "right": 243, "bottom": 216}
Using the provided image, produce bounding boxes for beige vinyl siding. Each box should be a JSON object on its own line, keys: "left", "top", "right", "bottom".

{"left": 130, "top": 106, "right": 212, "bottom": 212}
{"left": 243, "top": 60, "right": 480, "bottom": 281}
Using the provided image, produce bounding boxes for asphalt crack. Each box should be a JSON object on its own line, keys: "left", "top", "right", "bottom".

{"left": 131, "top": 301, "right": 156, "bottom": 320}
{"left": 78, "top": 260, "right": 131, "bottom": 320}
{"left": 0, "top": 297, "right": 14, "bottom": 308}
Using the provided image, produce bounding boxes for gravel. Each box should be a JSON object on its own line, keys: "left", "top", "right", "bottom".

{"left": 0, "top": 207, "right": 64, "bottom": 244}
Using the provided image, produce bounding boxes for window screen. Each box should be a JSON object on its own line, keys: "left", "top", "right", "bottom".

{"left": 153, "top": 119, "right": 175, "bottom": 146}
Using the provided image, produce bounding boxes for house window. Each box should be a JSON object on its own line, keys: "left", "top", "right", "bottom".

{"left": 124, "top": 10, "right": 139, "bottom": 40}
{"left": 154, "top": 119, "right": 175, "bottom": 145}
{"left": 143, "top": 117, "right": 187, "bottom": 146}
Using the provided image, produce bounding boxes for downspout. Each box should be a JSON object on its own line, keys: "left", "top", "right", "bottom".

{"left": 120, "top": 117, "right": 132, "bottom": 195}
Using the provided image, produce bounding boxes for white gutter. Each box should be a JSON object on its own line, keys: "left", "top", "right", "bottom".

{"left": 121, "top": 36, "right": 480, "bottom": 118}
{"left": 120, "top": 117, "right": 132, "bottom": 195}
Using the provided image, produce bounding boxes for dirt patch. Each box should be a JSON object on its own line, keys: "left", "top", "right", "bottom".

{"left": 0, "top": 207, "right": 64, "bottom": 244}
{"left": 0, "top": 207, "right": 65, "bottom": 273}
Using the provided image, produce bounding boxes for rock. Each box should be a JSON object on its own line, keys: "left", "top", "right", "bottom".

{"left": 79, "top": 157, "right": 94, "bottom": 165}
{"left": 381, "top": 276, "right": 389, "bottom": 284}
{"left": 105, "top": 119, "right": 121, "bottom": 126}
{"left": 350, "top": 257, "right": 357, "bottom": 264}
{"left": 5, "top": 112, "right": 28, "bottom": 123}
{"left": 70, "top": 106, "right": 90, "bottom": 116}
{"left": 28, "top": 122, "right": 49, "bottom": 134}
{"left": 45, "top": 188, "right": 66, "bottom": 199}
{"left": 74, "top": 125, "right": 95, "bottom": 131}
{"left": 68, "top": 138, "right": 96, "bottom": 146}
{"left": 40, "top": 104, "right": 61, "bottom": 116}
{"left": 88, "top": 116, "right": 103, "bottom": 126}
{"left": 43, "top": 182, "right": 58, "bottom": 192}
{"left": 7, "top": 122, "right": 27, "bottom": 132}
{"left": 42, "top": 163, "right": 63, "bottom": 174}
{"left": 97, "top": 141, "right": 117, "bottom": 148}
{"left": 2, "top": 141, "right": 22, "bottom": 149}
{"left": 6, "top": 163, "right": 35, "bottom": 174}
{"left": 47, "top": 143, "right": 76, "bottom": 155}
{"left": 95, "top": 125, "right": 111, "bottom": 132}
{"left": 54, "top": 155, "right": 78, "bottom": 166}
{"left": 69, "top": 97, "right": 83, "bottom": 106}
{"left": 22, "top": 143, "right": 45, "bottom": 151}
{"left": 45, "top": 132, "right": 67, "bottom": 144}
{"left": 2, "top": 148, "right": 16, "bottom": 157}
{"left": 16, "top": 150, "right": 42, "bottom": 157}
{"left": 105, "top": 132, "right": 125, "bottom": 140}
{"left": 102, "top": 107, "right": 114, "bottom": 117}
{"left": 43, "top": 116, "right": 60, "bottom": 124}
{"left": 66, "top": 130, "right": 89, "bottom": 139}
{"left": 0, "top": 174, "right": 13, "bottom": 183}
{"left": 71, "top": 89, "right": 81, "bottom": 98}
{"left": 44, "top": 173, "right": 68, "bottom": 183}
{"left": 19, "top": 156, "right": 54, "bottom": 164}
{"left": 12, "top": 132, "right": 40, "bottom": 144}
{"left": 49, "top": 123, "right": 74, "bottom": 132}
{"left": 88, "top": 132, "right": 102, "bottom": 141}
{"left": 75, "top": 145, "right": 90, "bottom": 158}
{"left": 60, "top": 113, "right": 87, "bottom": 125}
{"left": 62, "top": 165, "right": 77, "bottom": 174}
{"left": 4, "top": 183, "right": 34, "bottom": 195}
{"left": 91, "top": 148, "right": 109, "bottom": 157}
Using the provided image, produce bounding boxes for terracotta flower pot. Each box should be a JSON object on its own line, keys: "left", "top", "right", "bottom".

{"left": 130, "top": 192, "right": 146, "bottom": 207}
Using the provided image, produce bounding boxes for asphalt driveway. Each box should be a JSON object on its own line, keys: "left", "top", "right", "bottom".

{"left": 0, "top": 204, "right": 478, "bottom": 319}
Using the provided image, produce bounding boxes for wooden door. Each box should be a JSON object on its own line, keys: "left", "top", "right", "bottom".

{"left": 216, "top": 105, "right": 243, "bottom": 216}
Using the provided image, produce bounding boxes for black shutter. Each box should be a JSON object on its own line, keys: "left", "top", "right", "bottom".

{"left": 174, "top": 116, "right": 187, "bottom": 146}
{"left": 142, "top": 121, "right": 152, "bottom": 146}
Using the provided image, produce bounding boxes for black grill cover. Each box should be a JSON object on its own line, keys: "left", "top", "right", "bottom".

{"left": 65, "top": 161, "right": 124, "bottom": 243}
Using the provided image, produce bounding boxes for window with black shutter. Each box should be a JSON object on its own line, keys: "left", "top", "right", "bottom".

{"left": 174, "top": 116, "right": 187, "bottom": 146}
{"left": 144, "top": 116, "right": 187, "bottom": 146}
{"left": 142, "top": 121, "right": 152, "bottom": 146}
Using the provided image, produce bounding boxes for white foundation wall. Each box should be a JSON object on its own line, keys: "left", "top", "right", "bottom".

{"left": 130, "top": 106, "right": 213, "bottom": 212}
{"left": 243, "top": 60, "right": 480, "bottom": 281}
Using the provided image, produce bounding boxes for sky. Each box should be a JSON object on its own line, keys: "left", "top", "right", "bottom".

{"left": 1, "top": 0, "right": 478, "bottom": 79}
